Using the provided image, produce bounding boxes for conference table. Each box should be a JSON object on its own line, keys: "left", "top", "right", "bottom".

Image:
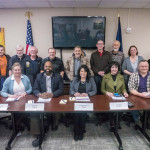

{"left": 0, "top": 94, "right": 150, "bottom": 150}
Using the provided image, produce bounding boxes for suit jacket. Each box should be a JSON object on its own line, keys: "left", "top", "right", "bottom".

{"left": 70, "top": 77, "right": 97, "bottom": 96}
{"left": 101, "top": 73, "right": 127, "bottom": 94}
{"left": 122, "top": 56, "right": 143, "bottom": 82}
{"left": 33, "top": 72, "right": 63, "bottom": 97}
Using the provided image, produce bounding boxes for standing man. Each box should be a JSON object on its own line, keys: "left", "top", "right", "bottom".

{"left": 90, "top": 40, "right": 111, "bottom": 94}
{"left": 32, "top": 61, "right": 63, "bottom": 147}
{"left": 128, "top": 60, "right": 150, "bottom": 127}
{"left": 41, "top": 48, "right": 64, "bottom": 78}
{"left": 110, "top": 40, "right": 124, "bottom": 67}
{"left": 9, "top": 44, "right": 27, "bottom": 75}
{"left": 0, "top": 45, "right": 11, "bottom": 90}
{"left": 65, "top": 46, "right": 93, "bottom": 81}
{"left": 22, "top": 46, "right": 42, "bottom": 87}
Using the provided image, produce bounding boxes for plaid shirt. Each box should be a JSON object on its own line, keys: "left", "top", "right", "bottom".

{"left": 128, "top": 72, "right": 150, "bottom": 92}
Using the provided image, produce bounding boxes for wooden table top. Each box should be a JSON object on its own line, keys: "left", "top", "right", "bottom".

{"left": 0, "top": 94, "right": 150, "bottom": 113}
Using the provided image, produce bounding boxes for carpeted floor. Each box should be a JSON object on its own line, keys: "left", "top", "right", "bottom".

{"left": 0, "top": 114, "right": 150, "bottom": 150}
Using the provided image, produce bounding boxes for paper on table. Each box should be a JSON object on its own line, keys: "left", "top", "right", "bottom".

{"left": 109, "top": 102, "right": 128, "bottom": 110}
{"left": 6, "top": 97, "right": 21, "bottom": 102}
{"left": 112, "top": 96, "right": 126, "bottom": 100}
{"left": 25, "top": 103, "right": 44, "bottom": 111}
{"left": 37, "top": 97, "right": 51, "bottom": 103}
{"left": 75, "top": 96, "right": 90, "bottom": 102}
{"left": 0, "top": 104, "right": 8, "bottom": 110}
{"left": 74, "top": 103, "right": 93, "bottom": 111}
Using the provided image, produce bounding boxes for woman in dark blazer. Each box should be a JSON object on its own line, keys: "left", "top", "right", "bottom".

{"left": 101, "top": 61, "right": 128, "bottom": 130}
{"left": 70, "top": 65, "right": 97, "bottom": 141}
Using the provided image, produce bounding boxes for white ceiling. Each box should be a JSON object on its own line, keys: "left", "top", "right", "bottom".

{"left": 0, "top": 0, "right": 150, "bottom": 9}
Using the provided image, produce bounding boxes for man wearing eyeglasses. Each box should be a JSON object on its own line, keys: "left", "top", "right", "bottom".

{"left": 90, "top": 40, "right": 111, "bottom": 94}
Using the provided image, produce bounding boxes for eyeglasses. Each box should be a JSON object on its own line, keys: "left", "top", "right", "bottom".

{"left": 97, "top": 43, "right": 104, "bottom": 45}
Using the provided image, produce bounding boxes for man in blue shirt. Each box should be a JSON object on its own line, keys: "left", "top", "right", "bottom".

{"left": 22, "top": 46, "right": 42, "bottom": 87}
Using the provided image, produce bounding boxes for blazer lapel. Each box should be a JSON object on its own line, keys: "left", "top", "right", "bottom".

{"left": 107, "top": 73, "right": 115, "bottom": 91}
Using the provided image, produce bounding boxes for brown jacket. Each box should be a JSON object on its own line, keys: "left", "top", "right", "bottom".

{"left": 90, "top": 50, "right": 111, "bottom": 75}
{"left": 65, "top": 56, "right": 93, "bottom": 81}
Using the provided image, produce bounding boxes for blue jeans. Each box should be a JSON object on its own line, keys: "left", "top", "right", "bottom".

{"left": 94, "top": 75, "right": 103, "bottom": 94}
{"left": 0, "top": 76, "right": 6, "bottom": 91}
{"left": 131, "top": 111, "right": 140, "bottom": 122}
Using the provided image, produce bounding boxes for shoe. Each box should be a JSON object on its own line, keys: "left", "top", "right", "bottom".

{"left": 51, "top": 124, "right": 58, "bottom": 131}
{"left": 78, "top": 133, "right": 84, "bottom": 140}
{"left": 74, "top": 134, "right": 78, "bottom": 141}
{"left": 118, "top": 122, "right": 122, "bottom": 129}
{"left": 32, "top": 136, "right": 40, "bottom": 147}
{"left": 134, "top": 121, "right": 140, "bottom": 130}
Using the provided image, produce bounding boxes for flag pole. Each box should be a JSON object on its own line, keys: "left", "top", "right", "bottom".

{"left": 25, "top": 12, "right": 32, "bottom": 20}
{"left": 25, "top": 12, "right": 34, "bottom": 55}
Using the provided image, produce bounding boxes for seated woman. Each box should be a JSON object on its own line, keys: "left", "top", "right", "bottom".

{"left": 70, "top": 65, "right": 97, "bottom": 141}
{"left": 1, "top": 62, "right": 32, "bottom": 98}
{"left": 101, "top": 61, "right": 128, "bottom": 130}
{"left": 1, "top": 62, "right": 32, "bottom": 132}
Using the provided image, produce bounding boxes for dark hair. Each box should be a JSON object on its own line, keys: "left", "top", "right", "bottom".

{"left": 107, "top": 61, "right": 120, "bottom": 73}
{"left": 74, "top": 46, "right": 82, "bottom": 51}
{"left": 77, "top": 65, "right": 91, "bottom": 82}
{"left": 0, "top": 45, "right": 5, "bottom": 50}
{"left": 128, "top": 45, "right": 138, "bottom": 56}
{"left": 44, "top": 60, "right": 52, "bottom": 66}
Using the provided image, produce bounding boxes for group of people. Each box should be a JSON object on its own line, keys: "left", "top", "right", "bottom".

{"left": 0, "top": 39, "right": 150, "bottom": 146}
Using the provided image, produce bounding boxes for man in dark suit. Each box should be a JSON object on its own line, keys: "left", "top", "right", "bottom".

{"left": 32, "top": 61, "right": 63, "bottom": 147}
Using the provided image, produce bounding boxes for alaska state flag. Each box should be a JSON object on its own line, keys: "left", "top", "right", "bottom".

{"left": 0, "top": 28, "right": 5, "bottom": 47}
{"left": 116, "top": 16, "right": 123, "bottom": 52}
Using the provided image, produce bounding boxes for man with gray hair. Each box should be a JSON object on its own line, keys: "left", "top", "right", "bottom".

{"left": 22, "top": 46, "right": 42, "bottom": 87}
{"left": 9, "top": 44, "right": 27, "bottom": 75}
{"left": 110, "top": 40, "right": 124, "bottom": 67}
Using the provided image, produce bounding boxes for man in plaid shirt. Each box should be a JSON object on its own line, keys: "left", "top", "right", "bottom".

{"left": 128, "top": 60, "right": 150, "bottom": 128}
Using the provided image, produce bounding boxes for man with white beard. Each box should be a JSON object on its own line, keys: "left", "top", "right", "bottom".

{"left": 110, "top": 40, "right": 124, "bottom": 67}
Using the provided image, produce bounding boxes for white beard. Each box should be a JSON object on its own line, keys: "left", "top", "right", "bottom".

{"left": 113, "top": 49, "right": 118, "bottom": 52}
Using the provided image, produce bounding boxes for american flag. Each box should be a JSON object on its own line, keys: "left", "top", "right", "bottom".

{"left": 26, "top": 20, "right": 34, "bottom": 55}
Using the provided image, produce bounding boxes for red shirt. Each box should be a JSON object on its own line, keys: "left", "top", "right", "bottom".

{"left": 98, "top": 50, "right": 104, "bottom": 56}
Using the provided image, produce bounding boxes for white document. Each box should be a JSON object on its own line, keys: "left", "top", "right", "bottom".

{"left": 112, "top": 96, "right": 126, "bottom": 100}
{"left": 6, "top": 97, "right": 21, "bottom": 102}
{"left": 37, "top": 97, "right": 51, "bottom": 103}
{"left": 25, "top": 103, "right": 44, "bottom": 111}
{"left": 109, "top": 102, "right": 128, "bottom": 110}
{"left": 74, "top": 103, "right": 93, "bottom": 111}
{"left": 0, "top": 104, "right": 8, "bottom": 110}
{"left": 75, "top": 96, "right": 90, "bottom": 102}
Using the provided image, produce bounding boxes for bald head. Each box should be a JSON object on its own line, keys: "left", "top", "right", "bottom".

{"left": 44, "top": 61, "right": 53, "bottom": 75}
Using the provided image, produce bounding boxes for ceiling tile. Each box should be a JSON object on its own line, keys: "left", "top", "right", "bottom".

{"left": 48, "top": 0, "right": 74, "bottom": 1}
{"left": 121, "top": 2, "right": 148, "bottom": 8}
{"left": 126, "top": 0, "right": 150, "bottom": 2}
{"left": 101, "top": 0, "right": 127, "bottom": 2}
{"left": 24, "top": 1, "right": 50, "bottom": 7}
{"left": 50, "top": 1, "right": 76, "bottom": 7}
{"left": 144, "top": 3, "right": 150, "bottom": 8}
{"left": 99, "top": 2, "right": 124, "bottom": 8}
{"left": 76, "top": 1, "right": 100, "bottom": 7}
{"left": 0, "top": 2, "right": 26, "bottom": 8}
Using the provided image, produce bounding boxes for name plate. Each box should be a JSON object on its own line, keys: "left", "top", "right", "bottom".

{"left": 74, "top": 103, "right": 93, "bottom": 111}
{"left": 25, "top": 103, "right": 44, "bottom": 111}
{"left": 109, "top": 102, "right": 128, "bottom": 110}
{"left": 0, "top": 104, "right": 8, "bottom": 111}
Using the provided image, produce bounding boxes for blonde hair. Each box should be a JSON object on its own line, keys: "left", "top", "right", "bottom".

{"left": 12, "top": 62, "right": 21, "bottom": 71}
